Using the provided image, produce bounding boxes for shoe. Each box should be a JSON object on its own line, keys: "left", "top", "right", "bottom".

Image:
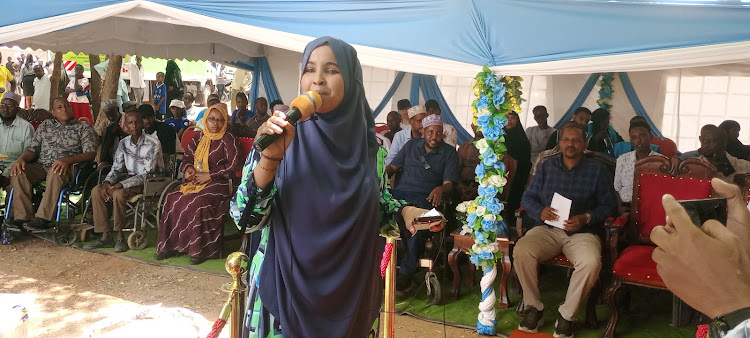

{"left": 84, "top": 238, "right": 115, "bottom": 249}
{"left": 395, "top": 274, "right": 412, "bottom": 296}
{"left": 155, "top": 251, "right": 178, "bottom": 260}
{"left": 189, "top": 256, "right": 207, "bottom": 265}
{"left": 114, "top": 239, "right": 129, "bottom": 253}
{"left": 553, "top": 312, "right": 575, "bottom": 338}
{"left": 22, "top": 218, "right": 53, "bottom": 231}
{"left": 5, "top": 219, "right": 26, "bottom": 229}
{"left": 518, "top": 307, "right": 544, "bottom": 333}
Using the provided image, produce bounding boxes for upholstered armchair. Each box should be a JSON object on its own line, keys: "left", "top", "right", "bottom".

{"left": 603, "top": 156, "right": 717, "bottom": 338}
{"left": 513, "top": 150, "right": 617, "bottom": 328}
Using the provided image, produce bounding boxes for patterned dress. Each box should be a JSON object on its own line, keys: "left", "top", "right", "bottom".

{"left": 157, "top": 132, "right": 240, "bottom": 258}
{"left": 230, "top": 146, "right": 406, "bottom": 338}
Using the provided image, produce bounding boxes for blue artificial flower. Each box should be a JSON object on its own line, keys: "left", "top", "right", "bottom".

{"left": 484, "top": 126, "right": 501, "bottom": 141}
{"left": 486, "top": 199, "right": 504, "bottom": 215}
{"left": 475, "top": 163, "right": 485, "bottom": 180}
{"left": 477, "top": 185, "right": 486, "bottom": 198}
{"left": 494, "top": 116, "right": 507, "bottom": 129}
{"left": 470, "top": 253, "right": 481, "bottom": 266}
{"left": 476, "top": 94, "right": 490, "bottom": 109}
{"left": 491, "top": 81, "right": 506, "bottom": 95}
{"left": 485, "top": 75, "right": 496, "bottom": 89}
{"left": 482, "top": 219, "right": 498, "bottom": 232}
{"left": 483, "top": 151, "right": 498, "bottom": 166}
{"left": 466, "top": 212, "right": 477, "bottom": 225}
{"left": 493, "top": 161, "right": 506, "bottom": 172}
{"left": 479, "top": 251, "right": 494, "bottom": 260}
{"left": 477, "top": 115, "right": 491, "bottom": 128}
{"left": 474, "top": 231, "right": 488, "bottom": 244}
{"left": 493, "top": 91, "right": 505, "bottom": 108}
{"left": 484, "top": 186, "right": 499, "bottom": 199}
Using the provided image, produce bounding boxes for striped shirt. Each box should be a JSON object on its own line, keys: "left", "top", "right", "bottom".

{"left": 104, "top": 133, "right": 164, "bottom": 188}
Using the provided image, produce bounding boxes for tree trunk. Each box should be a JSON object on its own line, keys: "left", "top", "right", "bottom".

{"left": 89, "top": 54, "right": 101, "bottom": 123}
{"left": 101, "top": 54, "right": 122, "bottom": 101}
{"left": 49, "top": 52, "right": 63, "bottom": 109}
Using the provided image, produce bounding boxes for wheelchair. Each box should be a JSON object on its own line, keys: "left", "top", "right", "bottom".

{"left": 3, "top": 161, "right": 98, "bottom": 245}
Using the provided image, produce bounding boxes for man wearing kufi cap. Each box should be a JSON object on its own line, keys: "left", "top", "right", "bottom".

{"left": 385, "top": 105, "right": 427, "bottom": 166}
{"left": 0, "top": 92, "right": 34, "bottom": 187}
{"left": 386, "top": 113, "right": 459, "bottom": 293}
{"left": 98, "top": 99, "right": 128, "bottom": 164}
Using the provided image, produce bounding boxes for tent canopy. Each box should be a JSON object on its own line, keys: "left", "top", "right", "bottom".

{"left": 2, "top": 0, "right": 750, "bottom": 77}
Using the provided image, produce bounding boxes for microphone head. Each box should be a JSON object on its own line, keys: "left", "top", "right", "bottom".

{"left": 290, "top": 91, "right": 323, "bottom": 120}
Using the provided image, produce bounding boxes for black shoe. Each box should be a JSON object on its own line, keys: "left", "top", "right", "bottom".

{"left": 395, "top": 274, "right": 412, "bottom": 296}
{"left": 190, "top": 256, "right": 207, "bottom": 265}
{"left": 553, "top": 312, "right": 575, "bottom": 338}
{"left": 5, "top": 219, "right": 26, "bottom": 229}
{"left": 518, "top": 307, "right": 544, "bottom": 333}
{"left": 84, "top": 238, "right": 115, "bottom": 250}
{"left": 22, "top": 218, "right": 53, "bottom": 231}
{"left": 114, "top": 239, "right": 129, "bottom": 253}
{"left": 155, "top": 251, "right": 178, "bottom": 260}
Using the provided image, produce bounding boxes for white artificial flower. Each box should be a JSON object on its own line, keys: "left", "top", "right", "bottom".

{"left": 475, "top": 206, "right": 486, "bottom": 215}
{"left": 461, "top": 224, "right": 473, "bottom": 235}
{"left": 477, "top": 108, "right": 491, "bottom": 117}
{"left": 483, "top": 214, "right": 496, "bottom": 221}
{"left": 486, "top": 242, "right": 499, "bottom": 253}
{"left": 456, "top": 201, "right": 470, "bottom": 213}
{"left": 472, "top": 243, "right": 481, "bottom": 252}
{"left": 476, "top": 139, "right": 489, "bottom": 152}
{"left": 489, "top": 175, "right": 507, "bottom": 188}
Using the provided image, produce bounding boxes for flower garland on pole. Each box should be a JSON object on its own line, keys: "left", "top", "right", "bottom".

{"left": 455, "top": 66, "right": 524, "bottom": 335}
{"left": 597, "top": 72, "right": 615, "bottom": 110}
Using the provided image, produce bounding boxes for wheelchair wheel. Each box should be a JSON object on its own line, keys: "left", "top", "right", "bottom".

{"left": 427, "top": 275, "right": 442, "bottom": 305}
{"left": 128, "top": 230, "right": 148, "bottom": 250}
{"left": 54, "top": 225, "right": 77, "bottom": 246}
{"left": 156, "top": 180, "right": 182, "bottom": 230}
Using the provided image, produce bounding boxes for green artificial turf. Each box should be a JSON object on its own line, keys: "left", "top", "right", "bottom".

{"left": 395, "top": 267, "right": 698, "bottom": 337}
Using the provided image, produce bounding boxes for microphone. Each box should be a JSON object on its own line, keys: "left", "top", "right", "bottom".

{"left": 253, "top": 91, "right": 322, "bottom": 152}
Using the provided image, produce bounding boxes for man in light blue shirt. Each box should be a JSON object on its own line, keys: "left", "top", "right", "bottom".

{"left": 0, "top": 92, "right": 33, "bottom": 187}
{"left": 385, "top": 105, "right": 426, "bottom": 166}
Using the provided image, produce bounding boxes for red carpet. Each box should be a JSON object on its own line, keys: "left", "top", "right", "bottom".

{"left": 508, "top": 331, "right": 554, "bottom": 338}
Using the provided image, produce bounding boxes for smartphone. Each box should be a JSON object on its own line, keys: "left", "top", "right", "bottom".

{"left": 414, "top": 216, "right": 443, "bottom": 224}
{"left": 677, "top": 198, "right": 728, "bottom": 227}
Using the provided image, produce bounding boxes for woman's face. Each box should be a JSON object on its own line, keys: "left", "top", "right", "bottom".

{"left": 506, "top": 114, "right": 518, "bottom": 130}
{"left": 300, "top": 45, "right": 345, "bottom": 113}
{"left": 205, "top": 109, "right": 225, "bottom": 134}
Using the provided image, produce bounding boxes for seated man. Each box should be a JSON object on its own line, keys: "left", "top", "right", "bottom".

{"left": 0, "top": 92, "right": 34, "bottom": 189}
{"left": 140, "top": 104, "right": 176, "bottom": 156}
{"left": 396, "top": 98, "right": 412, "bottom": 129}
{"left": 8, "top": 97, "right": 98, "bottom": 230}
{"left": 681, "top": 124, "right": 750, "bottom": 183}
{"left": 380, "top": 110, "right": 402, "bottom": 143}
{"left": 612, "top": 116, "right": 661, "bottom": 159}
{"left": 98, "top": 100, "right": 130, "bottom": 165}
{"left": 545, "top": 107, "right": 591, "bottom": 151}
{"left": 515, "top": 122, "right": 617, "bottom": 337}
{"left": 165, "top": 99, "right": 190, "bottom": 141}
{"left": 587, "top": 108, "right": 623, "bottom": 157}
{"left": 385, "top": 105, "right": 426, "bottom": 166}
{"left": 526, "top": 105, "right": 556, "bottom": 167}
{"left": 614, "top": 121, "right": 662, "bottom": 212}
{"left": 85, "top": 110, "right": 163, "bottom": 252}
{"left": 425, "top": 99, "right": 458, "bottom": 147}
{"left": 719, "top": 120, "right": 750, "bottom": 161}
{"left": 386, "top": 114, "right": 458, "bottom": 293}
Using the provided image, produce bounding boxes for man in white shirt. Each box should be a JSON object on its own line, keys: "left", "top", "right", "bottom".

{"left": 396, "top": 99, "right": 411, "bottom": 130}
{"left": 425, "top": 99, "right": 457, "bottom": 147}
{"left": 0, "top": 92, "right": 34, "bottom": 188}
{"left": 526, "top": 105, "right": 556, "bottom": 166}
{"left": 385, "top": 105, "right": 427, "bottom": 166}
{"left": 613, "top": 122, "right": 660, "bottom": 207}
{"left": 183, "top": 92, "right": 203, "bottom": 121}
{"left": 31, "top": 65, "right": 51, "bottom": 111}
{"left": 127, "top": 56, "right": 146, "bottom": 105}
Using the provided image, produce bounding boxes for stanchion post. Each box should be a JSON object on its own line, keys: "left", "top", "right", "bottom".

{"left": 383, "top": 237, "right": 397, "bottom": 338}
{"left": 225, "top": 252, "right": 249, "bottom": 338}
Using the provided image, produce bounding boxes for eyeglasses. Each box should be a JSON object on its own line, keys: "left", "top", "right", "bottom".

{"left": 419, "top": 155, "right": 431, "bottom": 170}
{"left": 0, "top": 103, "right": 14, "bottom": 110}
{"left": 207, "top": 117, "right": 225, "bottom": 124}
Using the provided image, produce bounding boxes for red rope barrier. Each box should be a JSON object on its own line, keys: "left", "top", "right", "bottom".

{"left": 380, "top": 241, "right": 394, "bottom": 277}
{"left": 206, "top": 318, "right": 226, "bottom": 338}
{"left": 695, "top": 324, "right": 708, "bottom": 338}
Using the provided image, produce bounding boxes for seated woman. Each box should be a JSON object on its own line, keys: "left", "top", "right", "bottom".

{"left": 156, "top": 104, "right": 240, "bottom": 264}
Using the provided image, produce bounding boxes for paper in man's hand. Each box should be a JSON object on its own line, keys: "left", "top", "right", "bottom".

{"left": 545, "top": 192, "right": 572, "bottom": 229}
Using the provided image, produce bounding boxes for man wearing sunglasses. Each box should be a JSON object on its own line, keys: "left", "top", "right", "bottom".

{"left": 386, "top": 113, "right": 458, "bottom": 294}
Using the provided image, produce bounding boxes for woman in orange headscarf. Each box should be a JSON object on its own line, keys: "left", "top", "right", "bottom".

{"left": 156, "top": 104, "right": 241, "bottom": 264}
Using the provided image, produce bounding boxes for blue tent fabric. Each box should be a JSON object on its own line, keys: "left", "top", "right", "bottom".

{"left": 249, "top": 56, "right": 280, "bottom": 107}
{"left": 414, "top": 74, "right": 473, "bottom": 145}
{"left": 4, "top": 1, "right": 750, "bottom": 69}
{"left": 372, "top": 71, "right": 405, "bottom": 118}
{"left": 554, "top": 73, "right": 601, "bottom": 129}
{"left": 619, "top": 72, "right": 664, "bottom": 137}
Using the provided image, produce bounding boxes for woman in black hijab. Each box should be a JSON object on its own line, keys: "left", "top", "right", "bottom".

{"left": 230, "top": 37, "right": 439, "bottom": 337}
{"left": 164, "top": 60, "right": 183, "bottom": 117}
{"left": 504, "top": 112, "right": 532, "bottom": 225}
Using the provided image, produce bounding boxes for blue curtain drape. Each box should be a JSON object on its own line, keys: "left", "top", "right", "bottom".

{"left": 414, "top": 74, "right": 473, "bottom": 144}
{"left": 249, "top": 56, "right": 281, "bottom": 107}
{"left": 618, "top": 72, "right": 663, "bottom": 137}
{"left": 372, "top": 71, "right": 405, "bottom": 118}
{"left": 553, "top": 73, "right": 601, "bottom": 129}
{"left": 410, "top": 74, "right": 421, "bottom": 107}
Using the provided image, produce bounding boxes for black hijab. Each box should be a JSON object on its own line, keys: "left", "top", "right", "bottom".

{"left": 259, "top": 37, "right": 382, "bottom": 337}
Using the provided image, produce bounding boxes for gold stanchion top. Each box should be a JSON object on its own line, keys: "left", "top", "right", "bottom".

{"left": 225, "top": 252, "right": 249, "bottom": 281}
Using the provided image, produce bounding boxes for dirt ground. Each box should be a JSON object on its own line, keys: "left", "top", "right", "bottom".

{"left": 0, "top": 237, "right": 480, "bottom": 338}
